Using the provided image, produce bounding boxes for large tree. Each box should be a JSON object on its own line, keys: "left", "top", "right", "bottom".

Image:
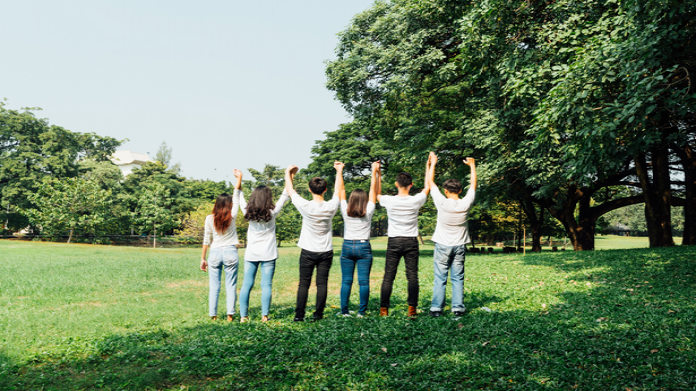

{"left": 322, "top": 0, "right": 696, "bottom": 250}
{"left": 0, "top": 103, "right": 121, "bottom": 232}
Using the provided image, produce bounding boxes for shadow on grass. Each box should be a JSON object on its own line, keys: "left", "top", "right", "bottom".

{"left": 3, "top": 247, "right": 696, "bottom": 390}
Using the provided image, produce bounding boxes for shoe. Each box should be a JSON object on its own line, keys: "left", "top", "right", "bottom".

{"left": 429, "top": 310, "right": 442, "bottom": 317}
{"left": 342, "top": 313, "right": 352, "bottom": 317}
{"left": 227, "top": 315, "right": 234, "bottom": 322}
{"left": 210, "top": 315, "right": 217, "bottom": 321}
{"left": 312, "top": 313, "right": 323, "bottom": 322}
{"left": 357, "top": 313, "right": 365, "bottom": 318}
{"left": 240, "top": 316, "right": 249, "bottom": 323}
{"left": 408, "top": 306, "right": 417, "bottom": 318}
{"left": 293, "top": 316, "right": 305, "bottom": 322}
{"left": 453, "top": 310, "right": 466, "bottom": 317}
{"left": 380, "top": 307, "right": 388, "bottom": 317}
{"left": 261, "top": 315, "right": 269, "bottom": 322}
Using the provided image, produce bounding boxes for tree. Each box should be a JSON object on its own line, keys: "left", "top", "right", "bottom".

{"left": 154, "top": 141, "right": 182, "bottom": 175}
{"left": 21, "top": 177, "right": 114, "bottom": 243}
{"left": 323, "top": 0, "right": 695, "bottom": 250}
{"left": 132, "top": 184, "right": 177, "bottom": 248}
{"left": 0, "top": 102, "right": 122, "bottom": 233}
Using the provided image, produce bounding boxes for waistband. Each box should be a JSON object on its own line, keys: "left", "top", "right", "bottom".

{"left": 343, "top": 239, "right": 370, "bottom": 243}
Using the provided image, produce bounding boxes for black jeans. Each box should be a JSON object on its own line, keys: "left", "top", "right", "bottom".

{"left": 295, "top": 249, "right": 333, "bottom": 318}
{"left": 380, "top": 236, "right": 419, "bottom": 308}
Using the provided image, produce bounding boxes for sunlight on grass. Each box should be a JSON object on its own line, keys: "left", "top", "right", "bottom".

{"left": 1, "top": 240, "right": 695, "bottom": 390}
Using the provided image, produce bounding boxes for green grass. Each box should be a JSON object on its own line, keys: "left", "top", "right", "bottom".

{"left": 1, "top": 239, "right": 695, "bottom": 390}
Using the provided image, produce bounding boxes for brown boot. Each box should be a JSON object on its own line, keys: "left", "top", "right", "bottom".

{"left": 380, "top": 307, "right": 389, "bottom": 317}
{"left": 408, "top": 306, "right": 417, "bottom": 318}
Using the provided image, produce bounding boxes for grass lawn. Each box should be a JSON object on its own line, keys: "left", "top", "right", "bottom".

{"left": 1, "top": 238, "right": 695, "bottom": 390}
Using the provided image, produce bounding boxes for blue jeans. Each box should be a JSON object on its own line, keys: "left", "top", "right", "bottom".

{"left": 208, "top": 246, "right": 239, "bottom": 316}
{"left": 340, "top": 240, "right": 373, "bottom": 315}
{"left": 239, "top": 260, "right": 276, "bottom": 317}
{"left": 430, "top": 243, "right": 466, "bottom": 312}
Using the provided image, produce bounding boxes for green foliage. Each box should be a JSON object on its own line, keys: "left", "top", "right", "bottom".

{"left": 0, "top": 102, "right": 122, "bottom": 231}
{"left": 154, "top": 141, "right": 181, "bottom": 175}
{"left": 131, "top": 184, "right": 177, "bottom": 247}
{"left": 20, "top": 177, "right": 114, "bottom": 243}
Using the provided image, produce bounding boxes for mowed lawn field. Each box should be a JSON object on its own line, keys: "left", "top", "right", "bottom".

{"left": 1, "top": 237, "right": 695, "bottom": 390}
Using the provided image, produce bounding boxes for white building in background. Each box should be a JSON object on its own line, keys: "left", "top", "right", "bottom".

{"left": 110, "top": 151, "right": 153, "bottom": 176}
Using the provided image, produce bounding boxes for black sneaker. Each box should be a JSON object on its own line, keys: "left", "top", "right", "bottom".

{"left": 293, "top": 316, "right": 305, "bottom": 322}
{"left": 429, "top": 310, "right": 443, "bottom": 317}
{"left": 453, "top": 310, "right": 466, "bottom": 317}
{"left": 312, "top": 313, "right": 324, "bottom": 322}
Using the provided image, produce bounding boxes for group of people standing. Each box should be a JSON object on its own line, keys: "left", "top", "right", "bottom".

{"left": 200, "top": 152, "right": 477, "bottom": 322}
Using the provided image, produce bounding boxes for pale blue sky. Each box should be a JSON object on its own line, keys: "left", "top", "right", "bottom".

{"left": 0, "top": 0, "right": 374, "bottom": 182}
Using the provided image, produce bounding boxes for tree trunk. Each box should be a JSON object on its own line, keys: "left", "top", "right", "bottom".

{"left": 674, "top": 143, "right": 696, "bottom": 245}
{"left": 521, "top": 198, "right": 543, "bottom": 252}
{"left": 153, "top": 224, "right": 157, "bottom": 248}
{"left": 67, "top": 228, "right": 74, "bottom": 244}
{"left": 635, "top": 151, "right": 674, "bottom": 247}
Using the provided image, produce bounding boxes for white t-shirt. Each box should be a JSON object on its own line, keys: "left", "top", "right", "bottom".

{"left": 430, "top": 186, "right": 476, "bottom": 246}
{"left": 340, "top": 200, "right": 376, "bottom": 240}
{"left": 203, "top": 191, "right": 241, "bottom": 248}
{"left": 379, "top": 192, "right": 427, "bottom": 238}
{"left": 291, "top": 194, "right": 340, "bottom": 252}
{"left": 238, "top": 189, "right": 289, "bottom": 261}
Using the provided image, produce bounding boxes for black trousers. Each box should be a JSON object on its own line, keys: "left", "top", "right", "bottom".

{"left": 380, "top": 236, "right": 419, "bottom": 308}
{"left": 295, "top": 248, "right": 333, "bottom": 318}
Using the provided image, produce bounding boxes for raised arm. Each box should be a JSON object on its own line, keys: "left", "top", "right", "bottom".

{"left": 232, "top": 169, "right": 242, "bottom": 217}
{"left": 426, "top": 152, "right": 437, "bottom": 190}
{"left": 464, "top": 158, "right": 477, "bottom": 191}
{"left": 375, "top": 161, "right": 383, "bottom": 202}
{"left": 284, "top": 165, "right": 299, "bottom": 197}
{"left": 369, "top": 161, "right": 380, "bottom": 203}
{"left": 334, "top": 161, "right": 346, "bottom": 201}
{"left": 421, "top": 153, "right": 433, "bottom": 195}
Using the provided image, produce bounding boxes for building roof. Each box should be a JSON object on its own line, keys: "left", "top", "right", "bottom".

{"left": 111, "top": 150, "right": 153, "bottom": 166}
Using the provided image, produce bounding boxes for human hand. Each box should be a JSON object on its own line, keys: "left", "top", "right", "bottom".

{"left": 463, "top": 157, "right": 475, "bottom": 166}
{"left": 429, "top": 152, "right": 438, "bottom": 165}
{"left": 200, "top": 259, "right": 208, "bottom": 272}
{"left": 371, "top": 161, "right": 381, "bottom": 172}
{"left": 233, "top": 169, "right": 242, "bottom": 179}
{"left": 286, "top": 165, "right": 299, "bottom": 175}
{"left": 334, "top": 161, "right": 345, "bottom": 171}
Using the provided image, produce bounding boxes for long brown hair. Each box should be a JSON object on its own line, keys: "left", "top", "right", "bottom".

{"left": 245, "top": 186, "right": 275, "bottom": 222}
{"left": 346, "top": 188, "right": 368, "bottom": 218}
{"left": 212, "top": 193, "right": 233, "bottom": 234}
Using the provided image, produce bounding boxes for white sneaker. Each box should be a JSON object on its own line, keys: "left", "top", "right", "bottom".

{"left": 342, "top": 313, "right": 352, "bottom": 317}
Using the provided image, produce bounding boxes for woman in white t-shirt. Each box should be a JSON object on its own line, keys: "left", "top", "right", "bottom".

{"left": 337, "top": 161, "right": 380, "bottom": 317}
{"left": 200, "top": 172, "right": 242, "bottom": 321}
{"left": 236, "top": 170, "right": 289, "bottom": 323}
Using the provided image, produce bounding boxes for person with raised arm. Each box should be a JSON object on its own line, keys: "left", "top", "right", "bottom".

{"left": 426, "top": 152, "right": 477, "bottom": 317}
{"left": 200, "top": 171, "right": 243, "bottom": 321}
{"left": 337, "top": 161, "right": 381, "bottom": 317}
{"left": 376, "top": 157, "right": 432, "bottom": 318}
{"left": 284, "top": 163, "right": 341, "bottom": 322}
{"left": 236, "top": 169, "right": 290, "bottom": 323}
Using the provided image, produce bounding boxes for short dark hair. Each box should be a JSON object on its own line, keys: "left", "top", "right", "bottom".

{"left": 442, "top": 179, "right": 462, "bottom": 194}
{"left": 308, "top": 177, "right": 328, "bottom": 195}
{"left": 396, "top": 172, "right": 412, "bottom": 188}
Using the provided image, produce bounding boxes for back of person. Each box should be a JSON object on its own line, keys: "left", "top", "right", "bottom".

{"left": 293, "top": 196, "right": 339, "bottom": 252}
{"left": 379, "top": 193, "right": 426, "bottom": 237}
{"left": 341, "top": 200, "right": 375, "bottom": 240}
{"left": 431, "top": 188, "right": 475, "bottom": 246}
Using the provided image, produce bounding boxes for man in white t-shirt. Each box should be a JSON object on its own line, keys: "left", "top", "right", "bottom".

{"left": 426, "top": 152, "right": 476, "bottom": 317}
{"left": 376, "top": 157, "right": 432, "bottom": 317}
{"left": 284, "top": 163, "right": 341, "bottom": 322}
